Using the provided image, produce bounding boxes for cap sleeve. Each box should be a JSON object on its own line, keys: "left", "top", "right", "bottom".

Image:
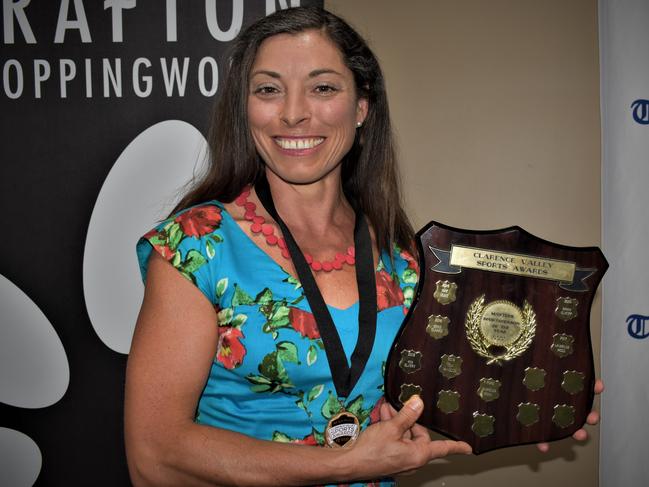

{"left": 136, "top": 203, "right": 224, "bottom": 305}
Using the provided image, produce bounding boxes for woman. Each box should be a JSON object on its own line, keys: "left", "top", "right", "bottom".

{"left": 125, "top": 7, "right": 600, "bottom": 486}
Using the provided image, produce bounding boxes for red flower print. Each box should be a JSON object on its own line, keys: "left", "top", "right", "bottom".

{"left": 143, "top": 228, "right": 175, "bottom": 260}
{"left": 289, "top": 308, "right": 320, "bottom": 339}
{"left": 369, "top": 397, "right": 385, "bottom": 424}
{"left": 400, "top": 249, "right": 420, "bottom": 274}
{"left": 376, "top": 270, "right": 404, "bottom": 311}
{"left": 217, "top": 327, "right": 246, "bottom": 369}
{"left": 175, "top": 205, "right": 222, "bottom": 238}
{"left": 292, "top": 433, "right": 318, "bottom": 446}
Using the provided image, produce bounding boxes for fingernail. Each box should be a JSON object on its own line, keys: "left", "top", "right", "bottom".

{"left": 406, "top": 395, "right": 423, "bottom": 411}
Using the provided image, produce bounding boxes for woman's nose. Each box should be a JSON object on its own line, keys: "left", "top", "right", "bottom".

{"left": 280, "top": 91, "right": 310, "bottom": 126}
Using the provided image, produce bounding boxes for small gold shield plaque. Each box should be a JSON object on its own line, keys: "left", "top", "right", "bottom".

{"left": 437, "top": 390, "right": 460, "bottom": 414}
{"left": 398, "top": 349, "right": 422, "bottom": 374}
{"left": 555, "top": 297, "right": 579, "bottom": 322}
{"left": 472, "top": 412, "right": 495, "bottom": 437}
{"left": 477, "top": 378, "right": 501, "bottom": 402}
{"left": 551, "top": 333, "right": 575, "bottom": 358}
{"left": 398, "top": 383, "right": 422, "bottom": 404}
{"left": 465, "top": 295, "right": 537, "bottom": 365}
{"left": 426, "top": 314, "right": 450, "bottom": 340}
{"left": 439, "top": 354, "right": 462, "bottom": 379}
{"left": 561, "top": 370, "right": 585, "bottom": 395}
{"left": 523, "top": 367, "right": 546, "bottom": 391}
{"left": 553, "top": 404, "right": 576, "bottom": 428}
{"left": 434, "top": 280, "right": 458, "bottom": 305}
{"left": 517, "top": 402, "right": 540, "bottom": 427}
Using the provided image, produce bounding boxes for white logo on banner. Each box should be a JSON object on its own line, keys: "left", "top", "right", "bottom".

{"left": 0, "top": 428, "right": 42, "bottom": 487}
{"left": 0, "top": 273, "right": 70, "bottom": 485}
{"left": 83, "top": 120, "right": 208, "bottom": 354}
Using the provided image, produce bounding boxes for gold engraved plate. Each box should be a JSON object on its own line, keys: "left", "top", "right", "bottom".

{"left": 555, "top": 297, "right": 579, "bottom": 322}
{"left": 553, "top": 404, "right": 576, "bottom": 428}
{"left": 426, "top": 315, "right": 450, "bottom": 339}
{"left": 399, "top": 383, "right": 422, "bottom": 404}
{"left": 517, "top": 402, "right": 540, "bottom": 427}
{"left": 439, "top": 354, "right": 462, "bottom": 379}
{"left": 523, "top": 367, "right": 546, "bottom": 391}
{"left": 434, "top": 280, "right": 457, "bottom": 305}
{"left": 466, "top": 295, "right": 537, "bottom": 365}
{"left": 437, "top": 390, "right": 460, "bottom": 414}
{"left": 551, "top": 333, "right": 574, "bottom": 358}
{"left": 399, "top": 350, "right": 422, "bottom": 374}
{"left": 471, "top": 412, "right": 495, "bottom": 437}
{"left": 477, "top": 378, "right": 501, "bottom": 402}
{"left": 449, "top": 245, "right": 576, "bottom": 283}
{"left": 561, "top": 370, "right": 585, "bottom": 395}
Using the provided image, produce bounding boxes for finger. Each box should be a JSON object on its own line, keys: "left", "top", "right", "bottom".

{"left": 586, "top": 410, "right": 600, "bottom": 425}
{"left": 391, "top": 395, "right": 424, "bottom": 435}
{"left": 594, "top": 379, "right": 604, "bottom": 394}
{"left": 428, "top": 440, "right": 472, "bottom": 457}
{"left": 536, "top": 442, "right": 550, "bottom": 453}
{"left": 572, "top": 429, "right": 588, "bottom": 441}
{"left": 379, "top": 402, "right": 392, "bottom": 422}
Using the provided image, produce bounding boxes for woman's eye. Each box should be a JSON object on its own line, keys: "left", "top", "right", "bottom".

{"left": 254, "top": 86, "right": 279, "bottom": 95}
{"left": 314, "top": 84, "right": 338, "bottom": 94}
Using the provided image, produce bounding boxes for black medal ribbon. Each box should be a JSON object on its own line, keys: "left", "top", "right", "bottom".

{"left": 255, "top": 176, "right": 377, "bottom": 400}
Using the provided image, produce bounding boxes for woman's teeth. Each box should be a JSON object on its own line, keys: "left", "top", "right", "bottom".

{"left": 274, "top": 137, "right": 324, "bottom": 150}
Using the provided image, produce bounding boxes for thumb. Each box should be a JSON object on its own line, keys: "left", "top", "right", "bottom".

{"left": 391, "top": 395, "right": 424, "bottom": 434}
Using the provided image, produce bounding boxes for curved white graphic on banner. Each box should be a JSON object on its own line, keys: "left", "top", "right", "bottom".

{"left": 0, "top": 274, "right": 69, "bottom": 409}
{"left": 0, "top": 428, "right": 42, "bottom": 487}
{"left": 83, "top": 120, "right": 208, "bottom": 354}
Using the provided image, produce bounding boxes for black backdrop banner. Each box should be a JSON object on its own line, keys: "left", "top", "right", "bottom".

{"left": 1, "top": 1, "right": 322, "bottom": 485}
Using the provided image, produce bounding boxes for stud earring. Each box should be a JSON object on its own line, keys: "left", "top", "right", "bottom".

{"left": 356, "top": 121, "right": 363, "bottom": 128}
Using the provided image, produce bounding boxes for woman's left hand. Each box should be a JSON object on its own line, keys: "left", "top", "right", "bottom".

{"left": 536, "top": 379, "right": 604, "bottom": 453}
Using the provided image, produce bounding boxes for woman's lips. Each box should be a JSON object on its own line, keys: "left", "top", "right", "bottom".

{"left": 273, "top": 137, "right": 325, "bottom": 151}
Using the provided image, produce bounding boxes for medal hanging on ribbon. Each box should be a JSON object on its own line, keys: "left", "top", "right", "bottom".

{"left": 256, "top": 176, "right": 377, "bottom": 448}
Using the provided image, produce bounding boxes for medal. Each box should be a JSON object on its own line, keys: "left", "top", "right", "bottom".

{"left": 325, "top": 409, "right": 360, "bottom": 448}
{"left": 256, "top": 176, "right": 377, "bottom": 448}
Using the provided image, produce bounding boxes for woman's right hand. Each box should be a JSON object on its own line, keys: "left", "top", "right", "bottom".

{"left": 344, "top": 395, "right": 472, "bottom": 480}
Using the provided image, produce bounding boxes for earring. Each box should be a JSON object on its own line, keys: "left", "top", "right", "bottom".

{"left": 356, "top": 121, "right": 363, "bottom": 128}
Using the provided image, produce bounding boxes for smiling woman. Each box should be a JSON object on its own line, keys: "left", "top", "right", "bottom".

{"left": 125, "top": 7, "right": 472, "bottom": 487}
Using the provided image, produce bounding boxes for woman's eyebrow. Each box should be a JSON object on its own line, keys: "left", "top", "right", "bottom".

{"left": 250, "top": 68, "right": 343, "bottom": 79}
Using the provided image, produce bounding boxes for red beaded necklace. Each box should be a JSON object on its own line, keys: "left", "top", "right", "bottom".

{"left": 234, "top": 187, "right": 355, "bottom": 272}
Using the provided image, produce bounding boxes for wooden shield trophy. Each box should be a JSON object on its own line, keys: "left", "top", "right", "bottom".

{"left": 385, "top": 222, "right": 608, "bottom": 454}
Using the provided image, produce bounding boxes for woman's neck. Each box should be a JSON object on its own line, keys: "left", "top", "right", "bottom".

{"left": 264, "top": 169, "right": 355, "bottom": 238}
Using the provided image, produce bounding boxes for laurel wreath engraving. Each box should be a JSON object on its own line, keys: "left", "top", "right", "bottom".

{"left": 465, "top": 295, "right": 536, "bottom": 365}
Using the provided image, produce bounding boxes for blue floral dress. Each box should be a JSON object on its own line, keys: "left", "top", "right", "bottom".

{"left": 137, "top": 201, "right": 419, "bottom": 486}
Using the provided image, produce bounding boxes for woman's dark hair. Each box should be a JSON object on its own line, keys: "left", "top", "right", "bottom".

{"left": 172, "top": 6, "right": 414, "bottom": 254}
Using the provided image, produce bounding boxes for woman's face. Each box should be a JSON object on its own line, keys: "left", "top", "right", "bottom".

{"left": 247, "top": 29, "right": 368, "bottom": 186}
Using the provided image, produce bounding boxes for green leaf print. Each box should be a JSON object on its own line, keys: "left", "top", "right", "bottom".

{"left": 231, "top": 314, "right": 247, "bottom": 328}
{"left": 232, "top": 285, "right": 255, "bottom": 306}
{"left": 345, "top": 395, "right": 372, "bottom": 424}
{"left": 321, "top": 392, "right": 343, "bottom": 419}
{"left": 181, "top": 249, "right": 207, "bottom": 274}
{"left": 313, "top": 429, "right": 325, "bottom": 445}
{"left": 256, "top": 288, "right": 273, "bottom": 305}
{"left": 276, "top": 341, "right": 299, "bottom": 365}
{"left": 402, "top": 268, "right": 418, "bottom": 284}
{"left": 215, "top": 278, "right": 228, "bottom": 298}
{"left": 171, "top": 251, "right": 181, "bottom": 267}
{"left": 206, "top": 239, "right": 216, "bottom": 259}
{"left": 210, "top": 234, "right": 223, "bottom": 244}
{"left": 262, "top": 303, "right": 291, "bottom": 333}
{"left": 306, "top": 345, "right": 318, "bottom": 366}
{"left": 217, "top": 308, "right": 233, "bottom": 326}
{"left": 271, "top": 431, "right": 292, "bottom": 443}
{"left": 306, "top": 384, "right": 324, "bottom": 403}
{"left": 284, "top": 275, "right": 302, "bottom": 290}
{"left": 168, "top": 222, "right": 184, "bottom": 251}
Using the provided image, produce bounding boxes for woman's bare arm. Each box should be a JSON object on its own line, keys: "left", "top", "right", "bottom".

{"left": 124, "top": 252, "right": 470, "bottom": 487}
